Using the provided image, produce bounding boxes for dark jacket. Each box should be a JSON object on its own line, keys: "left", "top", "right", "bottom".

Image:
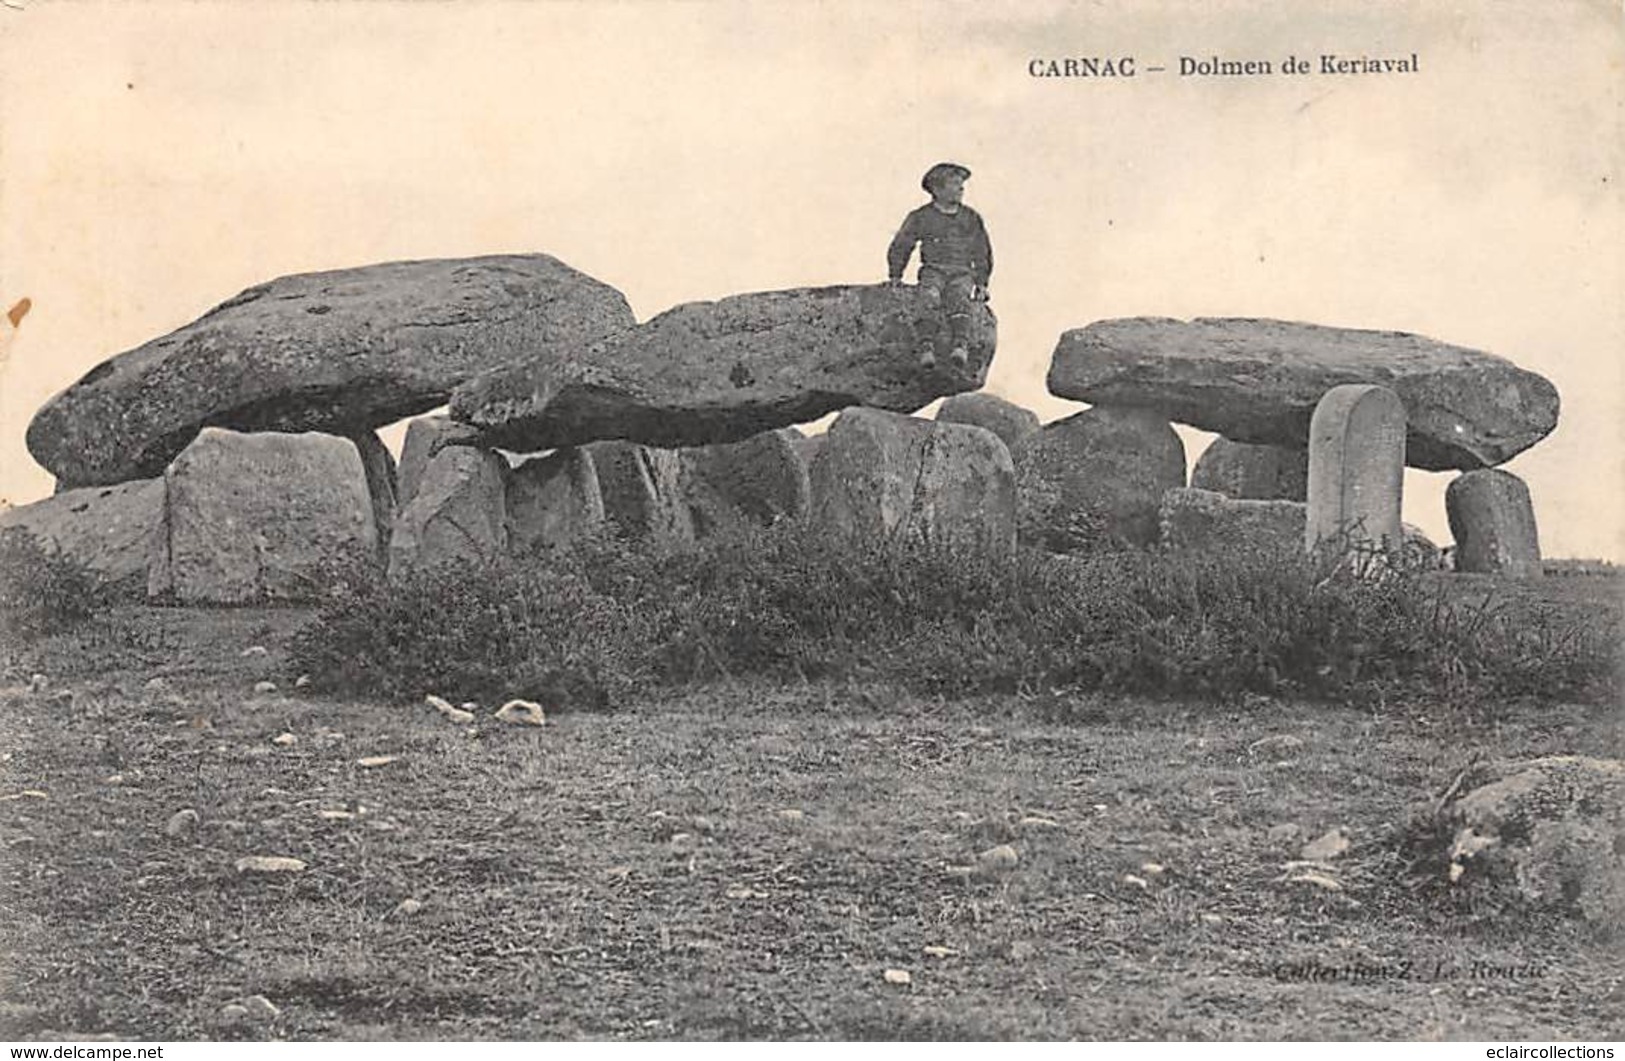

{"left": 886, "top": 203, "right": 993, "bottom": 286}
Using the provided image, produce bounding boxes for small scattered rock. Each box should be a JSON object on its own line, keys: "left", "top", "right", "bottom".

{"left": 495, "top": 699, "right": 546, "bottom": 727}
{"left": 1140, "top": 862, "right": 1167, "bottom": 876}
{"left": 239, "top": 645, "right": 269, "bottom": 658}
{"left": 1266, "top": 823, "right": 1302, "bottom": 844}
{"left": 239, "top": 995, "right": 280, "bottom": 1022}
{"left": 1286, "top": 871, "right": 1343, "bottom": 891}
{"left": 104, "top": 774, "right": 125, "bottom": 786}
{"left": 1300, "top": 828, "right": 1351, "bottom": 862}
{"left": 1019, "top": 816, "right": 1060, "bottom": 830}
{"left": 252, "top": 681, "right": 278, "bottom": 694}
{"left": 164, "top": 809, "right": 199, "bottom": 838}
{"left": 234, "top": 855, "right": 307, "bottom": 874}
{"left": 1123, "top": 874, "right": 1151, "bottom": 889}
{"left": 393, "top": 897, "right": 425, "bottom": 917}
{"left": 724, "top": 885, "right": 767, "bottom": 899}
{"left": 218, "top": 1004, "right": 250, "bottom": 1024}
{"left": 294, "top": 674, "right": 312, "bottom": 689}
{"left": 426, "top": 695, "right": 476, "bottom": 724}
{"left": 777, "top": 809, "right": 804, "bottom": 821}
{"left": 355, "top": 755, "right": 398, "bottom": 768}
{"left": 922, "top": 945, "right": 959, "bottom": 958}
{"left": 272, "top": 733, "right": 297, "bottom": 747}
{"left": 882, "top": 969, "right": 912, "bottom": 986}
{"left": 977, "top": 844, "right": 1020, "bottom": 871}
{"left": 1200, "top": 913, "right": 1224, "bottom": 924}
{"left": 317, "top": 810, "right": 357, "bottom": 821}
{"left": 27, "top": 674, "right": 49, "bottom": 693}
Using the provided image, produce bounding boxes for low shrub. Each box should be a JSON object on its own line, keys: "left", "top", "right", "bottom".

{"left": 288, "top": 519, "right": 1622, "bottom": 710}
{"left": 0, "top": 527, "right": 100, "bottom": 641}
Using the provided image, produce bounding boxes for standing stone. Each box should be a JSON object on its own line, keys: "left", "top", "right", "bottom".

{"left": 1157, "top": 488, "right": 1305, "bottom": 558}
{"left": 0, "top": 479, "right": 165, "bottom": 599}
{"left": 1190, "top": 438, "right": 1308, "bottom": 501}
{"left": 1446, "top": 469, "right": 1542, "bottom": 578}
{"left": 348, "top": 431, "right": 398, "bottom": 557}
{"left": 397, "top": 416, "right": 483, "bottom": 509}
{"left": 810, "top": 408, "right": 1016, "bottom": 560}
{"left": 1305, "top": 385, "right": 1405, "bottom": 559}
{"left": 582, "top": 441, "right": 695, "bottom": 547}
{"left": 28, "top": 254, "right": 635, "bottom": 488}
{"left": 792, "top": 434, "right": 826, "bottom": 470}
{"left": 150, "top": 429, "right": 378, "bottom": 603}
{"left": 936, "top": 393, "right": 1041, "bottom": 451}
{"left": 387, "top": 447, "right": 508, "bottom": 576}
{"left": 1011, "top": 406, "right": 1186, "bottom": 551}
{"left": 680, "top": 428, "right": 811, "bottom": 537}
{"left": 505, "top": 448, "right": 605, "bottom": 555}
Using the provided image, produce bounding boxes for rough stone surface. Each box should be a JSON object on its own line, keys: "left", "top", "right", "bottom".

{"left": 387, "top": 447, "right": 508, "bottom": 576}
{"left": 29, "top": 255, "right": 635, "bottom": 488}
{"left": 1190, "top": 438, "right": 1308, "bottom": 501}
{"left": 1012, "top": 406, "right": 1186, "bottom": 550}
{"left": 349, "top": 431, "right": 398, "bottom": 557}
{"left": 1048, "top": 317, "right": 1559, "bottom": 471}
{"left": 680, "top": 428, "right": 811, "bottom": 537}
{"left": 1157, "top": 488, "right": 1304, "bottom": 557}
{"left": 583, "top": 441, "right": 695, "bottom": 547}
{"left": 1443, "top": 756, "right": 1625, "bottom": 929}
{"left": 1446, "top": 469, "right": 1542, "bottom": 578}
{"left": 397, "top": 416, "right": 482, "bottom": 509}
{"left": 936, "top": 392, "right": 1040, "bottom": 450}
{"left": 0, "top": 479, "right": 165, "bottom": 598}
{"left": 150, "top": 429, "right": 378, "bottom": 603}
{"left": 450, "top": 283, "right": 998, "bottom": 451}
{"left": 1305, "top": 385, "right": 1405, "bottom": 557}
{"left": 505, "top": 448, "right": 605, "bottom": 555}
{"left": 793, "top": 434, "right": 826, "bottom": 471}
{"left": 810, "top": 408, "right": 1015, "bottom": 559}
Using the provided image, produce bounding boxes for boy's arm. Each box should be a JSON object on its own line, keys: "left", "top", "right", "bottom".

{"left": 972, "top": 212, "right": 993, "bottom": 289}
{"left": 886, "top": 211, "right": 920, "bottom": 282}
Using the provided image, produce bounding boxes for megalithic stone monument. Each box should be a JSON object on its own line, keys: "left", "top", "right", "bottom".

{"left": 1446, "top": 468, "right": 1543, "bottom": 578}
{"left": 1305, "top": 384, "right": 1406, "bottom": 564}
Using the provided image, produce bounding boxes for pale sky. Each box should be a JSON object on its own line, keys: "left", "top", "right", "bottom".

{"left": 2, "top": 0, "right": 1620, "bottom": 558}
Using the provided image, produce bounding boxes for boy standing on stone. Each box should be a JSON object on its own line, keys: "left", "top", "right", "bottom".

{"left": 886, "top": 161, "right": 993, "bottom": 369}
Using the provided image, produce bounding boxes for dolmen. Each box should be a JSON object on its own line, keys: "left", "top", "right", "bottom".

{"left": 1040, "top": 317, "right": 1558, "bottom": 573}
{"left": 14, "top": 262, "right": 1001, "bottom": 600}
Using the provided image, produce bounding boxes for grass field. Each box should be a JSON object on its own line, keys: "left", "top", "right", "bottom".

{"left": 1, "top": 593, "right": 1620, "bottom": 1041}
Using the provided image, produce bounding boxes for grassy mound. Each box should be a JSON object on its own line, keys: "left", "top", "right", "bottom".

{"left": 288, "top": 521, "right": 1622, "bottom": 710}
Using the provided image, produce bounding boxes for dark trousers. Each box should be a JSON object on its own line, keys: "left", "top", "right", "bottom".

{"left": 917, "top": 266, "right": 977, "bottom": 346}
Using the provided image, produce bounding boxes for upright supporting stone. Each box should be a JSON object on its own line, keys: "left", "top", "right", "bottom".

{"left": 582, "top": 440, "right": 695, "bottom": 547}
{"left": 1305, "top": 384, "right": 1405, "bottom": 561}
{"left": 680, "top": 428, "right": 811, "bottom": 537}
{"left": 387, "top": 447, "right": 508, "bottom": 577}
{"left": 1191, "top": 438, "right": 1308, "bottom": 501}
{"left": 936, "top": 392, "right": 1041, "bottom": 450}
{"left": 349, "top": 431, "right": 398, "bottom": 558}
{"left": 1446, "top": 469, "right": 1542, "bottom": 578}
{"left": 397, "top": 415, "right": 483, "bottom": 509}
{"left": 506, "top": 448, "right": 605, "bottom": 555}
{"left": 810, "top": 408, "right": 1016, "bottom": 560}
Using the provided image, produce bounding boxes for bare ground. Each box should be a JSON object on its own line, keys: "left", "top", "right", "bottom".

{"left": 0, "top": 603, "right": 1621, "bottom": 1041}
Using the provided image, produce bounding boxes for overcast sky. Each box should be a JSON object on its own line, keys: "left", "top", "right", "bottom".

{"left": 1, "top": 0, "right": 1619, "bottom": 558}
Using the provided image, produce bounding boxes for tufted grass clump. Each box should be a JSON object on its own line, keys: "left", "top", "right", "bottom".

{"left": 0, "top": 527, "right": 101, "bottom": 642}
{"left": 289, "top": 519, "right": 1622, "bottom": 710}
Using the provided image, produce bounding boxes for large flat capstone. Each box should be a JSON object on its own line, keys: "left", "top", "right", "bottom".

{"left": 27, "top": 255, "right": 635, "bottom": 488}
{"left": 1047, "top": 317, "right": 1558, "bottom": 471}
{"left": 448, "top": 283, "right": 997, "bottom": 452}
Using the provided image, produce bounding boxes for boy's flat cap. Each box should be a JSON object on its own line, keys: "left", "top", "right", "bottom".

{"left": 921, "top": 161, "right": 972, "bottom": 192}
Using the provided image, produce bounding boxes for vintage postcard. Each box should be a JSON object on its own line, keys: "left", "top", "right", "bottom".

{"left": 0, "top": 0, "right": 1619, "bottom": 1045}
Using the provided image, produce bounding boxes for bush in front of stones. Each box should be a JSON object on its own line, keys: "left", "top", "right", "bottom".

{"left": 0, "top": 527, "right": 100, "bottom": 641}
{"left": 290, "top": 513, "right": 1621, "bottom": 709}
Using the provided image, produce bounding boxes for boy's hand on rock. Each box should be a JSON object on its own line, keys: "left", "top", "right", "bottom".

{"left": 972, "top": 285, "right": 989, "bottom": 301}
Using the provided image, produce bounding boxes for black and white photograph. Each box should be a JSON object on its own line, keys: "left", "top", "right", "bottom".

{"left": 0, "top": 0, "right": 1620, "bottom": 1044}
